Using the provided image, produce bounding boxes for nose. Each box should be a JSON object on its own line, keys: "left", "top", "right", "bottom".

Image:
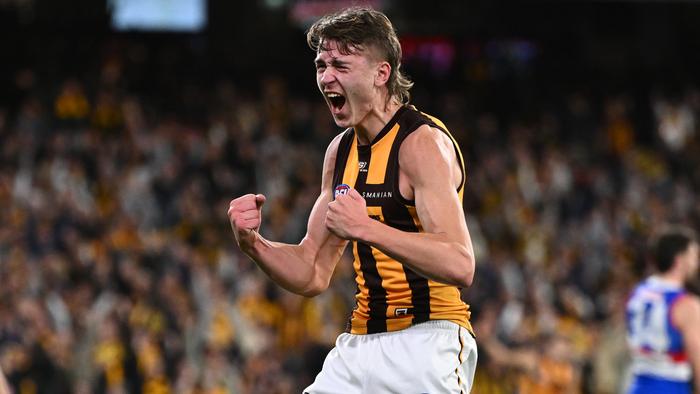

{"left": 319, "top": 68, "right": 337, "bottom": 86}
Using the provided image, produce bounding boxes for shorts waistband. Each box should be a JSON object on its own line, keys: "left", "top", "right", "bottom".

{"left": 350, "top": 320, "right": 462, "bottom": 338}
{"left": 405, "top": 320, "right": 461, "bottom": 332}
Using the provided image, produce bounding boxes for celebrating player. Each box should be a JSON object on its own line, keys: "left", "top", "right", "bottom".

{"left": 228, "top": 7, "right": 477, "bottom": 393}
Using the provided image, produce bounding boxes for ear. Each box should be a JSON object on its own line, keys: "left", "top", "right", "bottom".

{"left": 375, "top": 61, "right": 391, "bottom": 88}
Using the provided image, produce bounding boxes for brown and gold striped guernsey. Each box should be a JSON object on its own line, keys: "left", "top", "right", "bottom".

{"left": 332, "top": 105, "right": 474, "bottom": 335}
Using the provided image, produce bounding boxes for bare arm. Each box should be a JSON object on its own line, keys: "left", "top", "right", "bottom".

{"left": 228, "top": 134, "right": 348, "bottom": 296}
{"left": 673, "top": 294, "right": 700, "bottom": 393}
{"left": 326, "top": 126, "right": 475, "bottom": 287}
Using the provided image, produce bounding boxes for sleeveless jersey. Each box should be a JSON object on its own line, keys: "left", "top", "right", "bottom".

{"left": 331, "top": 105, "right": 474, "bottom": 335}
{"left": 625, "top": 276, "right": 691, "bottom": 383}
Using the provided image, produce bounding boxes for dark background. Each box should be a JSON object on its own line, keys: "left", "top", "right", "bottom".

{"left": 3, "top": 1, "right": 700, "bottom": 109}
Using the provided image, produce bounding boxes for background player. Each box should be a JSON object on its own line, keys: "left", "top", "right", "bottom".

{"left": 228, "top": 6, "right": 477, "bottom": 393}
{"left": 626, "top": 226, "right": 700, "bottom": 394}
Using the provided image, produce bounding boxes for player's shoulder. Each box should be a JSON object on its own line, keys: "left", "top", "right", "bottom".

{"left": 324, "top": 129, "right": 352, "bottom": 161}
{"left": 399, "top": 106, "right": 453, "bottom": 149}
{"left": 677, "top": 293, "right": 700, "bottom": 310}
{"left": 398, "top": 126, "right": 461, "bottom": 192}
{"left": 399, "top": 124, "right": 455, "bottom": 166}
{"left": 672, "top": 293, "right": 700, "bottom": 327}
{"left": 321, "top": 129, "right": 352, "bottom": 185}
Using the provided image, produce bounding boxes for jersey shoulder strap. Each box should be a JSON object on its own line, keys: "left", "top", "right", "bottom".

{"left": 331, "top": 128, "right": 355, "bottom": 191}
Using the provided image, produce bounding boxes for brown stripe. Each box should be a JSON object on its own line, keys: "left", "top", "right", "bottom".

{"left": 350, "top": 241, "right": 369, "bottom": 334}
{"left": 355, "top": 146, "right": 388, "bottom": 334}
{"left": 358, "top": 242, "right": 387, "bottom": 334}
{"left": 400, "top": 204, "right": 430, "bottom": 323}
{"left": 405, "top": 269, "right": 430, "bottom": 324}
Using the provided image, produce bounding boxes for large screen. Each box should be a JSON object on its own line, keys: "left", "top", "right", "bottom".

{"left": 110, "top": 0, "right": 207, "bottom": 32}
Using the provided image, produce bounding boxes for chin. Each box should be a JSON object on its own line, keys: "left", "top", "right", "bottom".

{"left": 332, "top": 116, "right": 353, "bottom": 128}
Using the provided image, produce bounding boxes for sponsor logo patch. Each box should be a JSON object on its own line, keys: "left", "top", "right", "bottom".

{"left": 334, "top": 184, "right": 351, "bottom": 199}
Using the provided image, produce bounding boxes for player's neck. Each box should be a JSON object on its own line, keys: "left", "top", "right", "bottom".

{"left": 354, "top": 98, "right": 402, "bottom": 145}
{"left": 654, "top": 270, "right": 684, "bottom": 287}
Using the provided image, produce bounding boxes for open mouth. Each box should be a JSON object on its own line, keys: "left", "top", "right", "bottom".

{"left": 326, "top": 92, "right": 346, "bottom": 112}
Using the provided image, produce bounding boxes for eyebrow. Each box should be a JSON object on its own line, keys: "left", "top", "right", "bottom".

{"left": 314, "top": 58, "right": 350, "bottom": 67}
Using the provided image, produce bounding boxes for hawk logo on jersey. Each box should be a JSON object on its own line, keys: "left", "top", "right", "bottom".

{"left": 395, "top": 308, "right": 409, "bottom": 316}
{"left": 334, "top": 184, "right": 351, "bottom": 199}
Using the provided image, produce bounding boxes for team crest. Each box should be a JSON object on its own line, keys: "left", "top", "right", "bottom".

{"left": 334, "top": 184, "right": 350, "bottom": 199}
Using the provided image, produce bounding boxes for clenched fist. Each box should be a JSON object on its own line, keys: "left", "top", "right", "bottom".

{"left": 228, "top": 193, "right": 266, "bottom": 251}
{"left": 325, "top": 188, "right": 372, "bottom": 241}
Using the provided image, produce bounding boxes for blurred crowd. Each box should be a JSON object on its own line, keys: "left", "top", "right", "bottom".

{"left": 2, "top": 46, "right": 700, "bottom": 394}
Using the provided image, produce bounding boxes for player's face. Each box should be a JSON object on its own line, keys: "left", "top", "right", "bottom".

{"left": 315, "top": 40, "right": 378, "bottom": 128}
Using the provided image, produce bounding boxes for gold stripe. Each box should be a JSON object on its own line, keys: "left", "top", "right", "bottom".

{"left": 341, "top": 134, "right": 359, "bottom": 188}
{"left": 366, "top": 124, "right": 400, "bottom": 184}
{"left": 458, "top": 326, "right": 464, "bottom": 363}
{"left": 405, "top": 205, "right": 424, "bottom": 232}
{"left": 366, "top": 206, "right": 383, "bottom": 219}
{"left": 375, "top": 258, "right": 409, "bottom": 298}
{"left": 427, "top": 283, "right": 473, "bottom": 334}
{"left": 456, "top": 326, "right": 465, "bottom": 394}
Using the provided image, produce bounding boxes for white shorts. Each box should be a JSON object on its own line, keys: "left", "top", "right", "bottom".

{"left": 304, "top": 320, "right": 477, "bottom": 394}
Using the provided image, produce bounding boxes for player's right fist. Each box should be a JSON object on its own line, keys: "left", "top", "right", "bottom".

{"left": 228, "top": 193, "right": 266, "bottom": 250}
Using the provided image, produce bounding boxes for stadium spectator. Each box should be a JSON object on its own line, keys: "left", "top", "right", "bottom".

{"left": 1, "top": 35, "right": 700, "bottom": 392}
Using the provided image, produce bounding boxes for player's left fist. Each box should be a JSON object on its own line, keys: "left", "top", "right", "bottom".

{"left": 325, "top": 188, "right": 370, "bottom": 241}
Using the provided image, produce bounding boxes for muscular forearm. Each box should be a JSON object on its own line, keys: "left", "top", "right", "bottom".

{"left": 243, "top": 234, "right": 315, "bottom": 295}
{"left": 359, "top": 220, "right": 474, "bottom": 287}
{"left": 243, "top": 233, "right": 343, "bottom": 296}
